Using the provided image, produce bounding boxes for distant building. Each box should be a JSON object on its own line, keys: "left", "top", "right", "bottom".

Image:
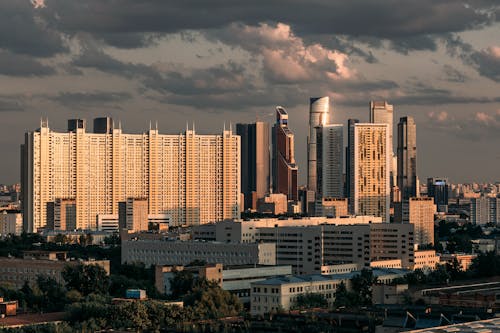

{"left": 236, "top": 122, "right": 270, "bottom": 210}
{"left": 121, "top": 238, "right": 276, "bottom": 267}
{"left": 409, "top": 197, "right": 436, "bottom": 247}
{"left": 21, "top": 119, "right": 240, "bottom": 231}
{"left": 397, "top": 116, "right": 417, "bottom": 201}
{"left": 470, "top": 197, "right": 500, "bottom": 225}
{"left": 427, "top": 178, "right": 449, "bottom": 213}
{"left": 308, "top": 97, "right": 330, "bottom": 193}
{"left": 46, "top": 198, "right": 76, "bottom": 231}
{"left": 315, "top": 124, "right": 343, "bottom": 215}
{"left": 119, "top": 198, "right": 149, "bottom": 232}
{"left": 272, "top": 107, "right": 298, "bottom": 201}
{"left": 345, "top": 119, "right": 359, "bottom": 207}
{"left": 0, "top": 252, "right": 109, "bottom": 289}
{"left": 320, "top": 198, "right": 348, "bottom": 217}
{"left": 257, "top": 193, "right": 288, "bottom": 215}
{"left": 413, "top": 250, "right": 439, "bottom": 271}
{"left": 0, "top": 210, "right": 22, "bottom": 236}
{"left": 349, "top": 123, "right": 391, "bottom": 222}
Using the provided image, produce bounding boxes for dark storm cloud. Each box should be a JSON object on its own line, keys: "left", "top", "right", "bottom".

{"left": 0, "top": 1, "right": 66, "bottom": 57}
{"left": 41, "top": 0, "right": 495, "bottom": 42}
{"left": 389, "top": 35, "right": 438, "bottom": 54}
{"left": 0, "top": 51, "right": 55, "bottom": 77}
{"left": 441, "top": 65, "right": 469, "bottom": 83}
{"left": 49, "top": 91, "right": 133, "bottom": 109}
{"left": 0, "top": 96, "right": 24, "bottom": 112}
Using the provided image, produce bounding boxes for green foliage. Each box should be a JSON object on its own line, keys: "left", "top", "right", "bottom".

{"left": 291, "top": 293, "right": 328, "bottom": 310}
{"left": 62, "top": 264, "right": 110, "bottom": 296}
{"left": 350, "top": 269, "right": 377, "bottom": 306}
{"left": 333, "top": 281, "right": 358, "bottom": 308}
{"left": 183, "top": 279, "right": 243, "bottom": 319}
{"left": 36, "top": 276, "right": 67, "bottom": 311}
{"left": 469, "top": 251, "right": 500, "bottom": 277}
{"left": 170, "top": 270, "right": 196, "bottom": 299}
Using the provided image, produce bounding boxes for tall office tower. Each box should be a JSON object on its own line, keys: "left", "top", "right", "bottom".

{"left": 345, "top": 118, "right": 359, "bottom": 211}
{"left": 315, "top": 124, "right": 343, "bottom": 215}
{"left": 370, "top": 101, "right": 396, "bottom": 204}
{"left": 409, "top": 197, "right": 436, "bottom": 247}
{"left": 397, "top": 116, "right": 417, "bottom": 201}
{"left": 93, "top": 117, "right": 114, "bottom": 134}
{"left": 119, "top": 198, "right": 149, "bottom": 232}
{"left": 272, "top": 107, "right": 298, "bottom": 201}
{"left": 236, "top": 122, "right": 270, "bottom": 210}
{"left": 21, "top": 119, "right": 240, "bottom": 232}
{"left": 308, "top": 97, "right": 330, "bottom": 192}
{"left": 349, "top": 123, "right": 391, "bottom": 222}
{"left": 427, "top": 177, "right": 449, "bottom": 213}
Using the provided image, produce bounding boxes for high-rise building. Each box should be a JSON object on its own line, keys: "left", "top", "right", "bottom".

{"left": 470, "top": 197, "right": 500, "bottom": 225}
{"left": 397, "top": 116, "right": 417, "bottom": 201}
{"left": 370, "top": 101, "right": 396, "bottom": 204}
{"left": 272, "top": 107, "right": 298, "bottom": 201}
{"left": 345, "top": 118, "right": 359, "bottom": 210}
{"left": 93, "top": 117, "right": 114, "bottom": 134}
{"left": 349, "top": 123, "right": 391, "bottom": 222}
{"left": 427, "top": 177, "right": 449, "bottom": 213}
{"left": 21, "top": 119, "right": 240, "bottom": 232}
{"left": 307, "top": 97, "right": 330, "bottom": 192}
{"left": 408, "top": 197, "right": 436, "bottom": 247}
{"left": 316, "top": 124, "right": 343, "bottom": 199}
{"left": 46, "top": 198, "right": 77, "bottom": 231}
{"left": 236, "top": 122, "right": 270, "bottom": 210}
{"left": 119, "top": 198, "right": 149, "bottom": 232}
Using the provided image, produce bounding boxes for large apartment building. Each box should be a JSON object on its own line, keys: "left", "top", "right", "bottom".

{"left": 21, "top": 118, "right": 240, "bottom": 232}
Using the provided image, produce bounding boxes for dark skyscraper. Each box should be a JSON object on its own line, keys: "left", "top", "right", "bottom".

{"left": 397, "top": 116, "right": 417, "bottom": 201}
{"left": 93, "top": 117, "right": 114, "bottom": 134}
{"left": 236, "top": 122, "right": 270, "bottom": 210}
{"left": 427, "top": 177, "right": 449, "bottom": 213}
{"left": 345, "top": 118, "right": 359, "bottom": 212}
{"left": 272, "top": 106, "right": 298, "bottom": 201}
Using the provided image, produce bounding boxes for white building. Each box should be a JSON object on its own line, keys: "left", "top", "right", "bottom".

{"left": 0, "top": 210, "right": 22, "bottom": 236}
{"left": 21, "top": 119, "right": 240, "bottom": 232}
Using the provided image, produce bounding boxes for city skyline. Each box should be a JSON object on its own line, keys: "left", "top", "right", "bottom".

{"left": 0, "top": 1, "right": 499, "bottom": 184}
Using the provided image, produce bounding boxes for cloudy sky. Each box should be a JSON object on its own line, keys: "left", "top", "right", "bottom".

{"left": 0, "top": 0, "right": 499, "bottom": 184}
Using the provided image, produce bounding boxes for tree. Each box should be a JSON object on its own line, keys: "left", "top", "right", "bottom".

{"left": 351, "top": 269, "right": 377, "bottom": 306}
{"left": 62, "top": 264, "right": 110, "bottom": 296}
{"left": 291, "top": 293, "right": 328, "bottom": 310}
{"left": 169, "top": 270, "right": 195, "bottom": 299}
{"left": 333, "top": 281, "right": 357, "bottom": 308}
{"left": 469, "top": 252, "right": 500, "bottom": 278}
{"left": 183, "top": 279, "right": 243, "bottom": 319}
{"left": 445, "top": 257, "right": 464, "bottom": 281}
{"left": 36, "top": 276, "right": 67, "bottom": 311}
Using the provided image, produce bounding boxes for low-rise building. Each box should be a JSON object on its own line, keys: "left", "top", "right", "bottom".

{"left": 250, "top": 268, "right": 409, "bottom": 316}
{"left": 440, "top": 253, "right": 477, "bottom": 271}
{"left": 122, "top": 239, "right": 276, "bottom": 267}
{"left": 155, "top": 263, "right": 292, "bottom": 303}
{"left": 0, "top": 252, "right": 110, "bottom": 289}
{"left": 0, "top": 210, "right": 22, "bottom": 236}
{"left": 413, "top": 249, "right": 439, "bottom": 271}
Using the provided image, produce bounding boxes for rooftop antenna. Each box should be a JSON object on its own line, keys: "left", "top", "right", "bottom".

{"left": 149, "top": 120, "right": 152, "bottom": 131}
{"left": 192, "top": 122, "right": 195, "bottom": 133}
{"left": 223, "top": 122, "right": 226, "bottom": 132}
{"left": 155, "top": 121, "right": 158, "bottom": 131}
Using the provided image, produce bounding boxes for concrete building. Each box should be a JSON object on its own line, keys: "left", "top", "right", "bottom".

{"left": 0, "top": 210, "right": 22, "bottom": 236}
{"left": 345, "top": 119, "right": 359, "bottom": 209}
{"left": 250, "top": 268, "right": 408, "bottom": 316}
{"left": 119, "top": 198, "right": 149, "bottom": 232}
{"left": 21, "top": 119, "right": 240, "bottom": 231}
{"left": 349, "top": 123, "right": 391, "bottom": 222}
{"left": 409, "top": 197, "right": 436, "bottom": 247}
{"left": 193, "top": 217, "right": 414, "bottom": 274}
{"left": 307, "top": 97, "right": 330, "bottom": 193}
{"left": 97, "top": 214, "right": 171, "bottom": 232}
{"left": 470, "top": 196, "right": 500, "bottom": 225}
{"left": 440, "top": 253, "right": 477, "bottom": 271}
{"left": 155, "top": 264, "right": 292, "bottom": 303}
{"left": 256, "top": 193, "right": 288, "bottom": 215}
{"left": 46, "top": 198, "right": 76, "bottom": 231}
{"left": 121, "top": 239, "right": 276, "bottom": 267}
{"left": 236, "top": 122, "right": 270, "bottom": 210}
{"left": 0, "top": 252, "right": 109, "bottom": 289}
{"left": 272, "top": 107, "right": 298, "bottom": 201}
{"left": 320, "top": 198, "right": 348, "bottom": 217}
{"left": 413, "top": 250, "right": 439, "bottom": 271}
{"left": 315, "top": 124, "right": 343, "bottom": 215}
{"left": 397, "top": 116, "right": 417, "bottom": 201}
